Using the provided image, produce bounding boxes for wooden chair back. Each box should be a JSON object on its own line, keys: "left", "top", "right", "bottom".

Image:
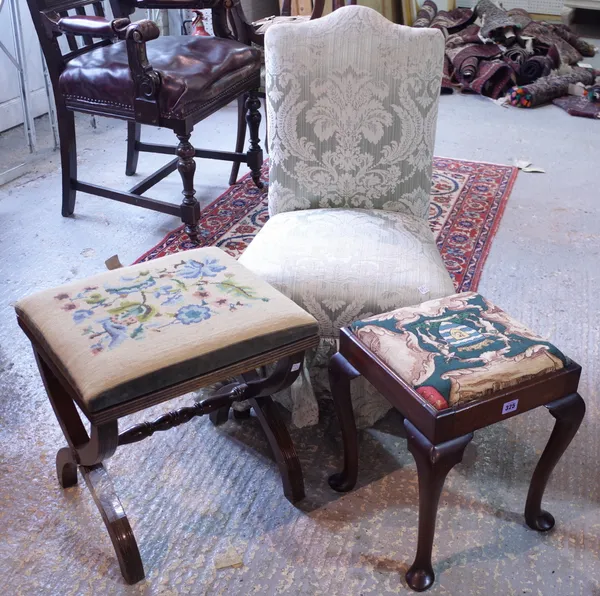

{"left": 228, "top": 0, "right": 357, "bottom": 45}
{"left": 26, "top": 0, "right": 114, "bottom": 91}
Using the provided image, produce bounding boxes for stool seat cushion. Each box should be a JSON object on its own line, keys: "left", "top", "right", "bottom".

{"left": 16, "top": 248, "right": 318, "bottom": 413}
{"left": 350, "top": 292, "right": 568, "bottom": 410}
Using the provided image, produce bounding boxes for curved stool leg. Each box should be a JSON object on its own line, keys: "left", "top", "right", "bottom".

{"left": 250, "top": 396, "right": 305, "bottom": 503}
{"left": 57, "top": 447, "right": 78, "bottom": 488}
{"left": 81, "top": 464, "right": 145, "bottom": 584}
{"left": 404, "top": 420, "right": 473, "bottom": 592}
{"left": 328, "top": 352, "right": 361, "bottom": 492}
{"left": 525, "top": 392, "right": 585, "bottom": 531}
{"left": 35, "top": 351, "right": 144, "bottom": 584}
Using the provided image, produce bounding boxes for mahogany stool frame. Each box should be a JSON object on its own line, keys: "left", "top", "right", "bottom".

{"left": 328, "top": 326, "right": 585, "bottom": 592}
{"left": 19, "top": 315, "right": 318, "bottom": 584}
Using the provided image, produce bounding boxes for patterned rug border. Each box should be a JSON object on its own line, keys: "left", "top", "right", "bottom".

{"left": 134, "top": 169, "right": 268, "bottom": 264}
{"left": 135, "top": 158, "right": 518, "bottom": 292}
{"left": 432, "top": 157, "right": 518, "bottom": 290}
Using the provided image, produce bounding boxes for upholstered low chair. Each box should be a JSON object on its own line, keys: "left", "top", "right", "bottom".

{"left": 238, "top": 6, "right": 456, "bottom": 427}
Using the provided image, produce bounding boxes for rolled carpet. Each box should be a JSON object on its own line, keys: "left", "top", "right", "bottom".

{"left": 414, "top": 0, "right": 437, "bottom": 28}
{"left": 509, "top": 67, "right": 597, "bottom": 108}
{"left": 430, "top": 8, "right": 475, "bottom": 34}
{"left": 507, "top": 7, "right": 533, "bottom": 29}
{"left": 476, "top": 0, "right": 517, "bottom": 39}
{"left": 553, "top": 95, "right": 600, "bottom": 118}
{"left": 470, "top": 59, "right": 515, "bottom": 98}
{"left": 551, "top": 24, "right": 597, "bottom": 58}
{"left": 522, "top": 21, "right": 582, "bottom": 65}
{"left": 441, "top": 55, "right": 454, "bottom": 94}
{"left": 519, "top": 55, "right": 554, "bottom": 85}
{"left": 504, "top": 46, "right": 529, "bottom": 76}
{"left": 588, "top": 85, "right": 600, "bottom": 102}
{"left": 504, "top": 46, "right": 529, "bottom": 65}
{"left": 460, "top": 56, "right": 479, "bottom": 82}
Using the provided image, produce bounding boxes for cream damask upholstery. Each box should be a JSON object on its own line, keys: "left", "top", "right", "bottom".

{"left": 238, "top": 6, "right": 456, "bottom": 427}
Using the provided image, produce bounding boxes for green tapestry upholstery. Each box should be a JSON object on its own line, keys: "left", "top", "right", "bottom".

{"left": 350, "top": 292, "right": 568, "bottom": 410}
{"left": 16, "top": 247, "right": 318, "bottom": 413}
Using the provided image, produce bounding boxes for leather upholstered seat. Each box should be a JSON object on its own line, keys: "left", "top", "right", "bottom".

{"left": 59, "top": 36, "right": 261, "bottom": 119}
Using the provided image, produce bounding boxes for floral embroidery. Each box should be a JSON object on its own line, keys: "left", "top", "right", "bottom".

{"left": 56, "top": 257, "right": 269, "bottom": 354}
{"left": 175, "top": 304, "right": 212, "bottom": 325}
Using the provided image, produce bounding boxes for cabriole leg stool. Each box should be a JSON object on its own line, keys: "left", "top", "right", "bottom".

{"left": 16, "top": 247, "right": 318, "bottom": 584}
{"left": 327, "top": 292, "right": 585, "bottom": 592}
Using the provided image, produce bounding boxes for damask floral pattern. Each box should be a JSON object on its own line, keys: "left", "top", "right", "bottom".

{"left": 265, "top": 6, "right": 445, "bottom": 217}
{"left": 53, "top": 257, "right": 270, "bottom": 354}
{"left": 230, "top": 7, "right": 453, "bottom": 427}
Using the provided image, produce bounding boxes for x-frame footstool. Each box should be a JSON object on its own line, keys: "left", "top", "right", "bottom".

{"left": 16, "top": 247, "right": 319, "bottom": 584}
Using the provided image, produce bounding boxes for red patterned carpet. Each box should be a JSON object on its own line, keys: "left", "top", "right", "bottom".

{"left": 136, "top": 158, "right": 517, "bottom": 292}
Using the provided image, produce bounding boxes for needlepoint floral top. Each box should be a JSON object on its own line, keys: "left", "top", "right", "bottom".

{"left": 54, "top": 256, "right": 270, "bottom": 355}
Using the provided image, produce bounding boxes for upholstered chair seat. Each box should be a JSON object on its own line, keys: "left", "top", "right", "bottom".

{"left": 239, "top": 208, "right": 455, "bottom": 426}
{"left": 60, "top": 36, "right": 261, "bottom": 119}
{"left": 239, "top": 6, "right": 453, "bottom": 427}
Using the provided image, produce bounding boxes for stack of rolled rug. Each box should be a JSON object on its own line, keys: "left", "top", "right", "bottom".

{"left": 508, "top": 67, "right": 598, "bottom": 108}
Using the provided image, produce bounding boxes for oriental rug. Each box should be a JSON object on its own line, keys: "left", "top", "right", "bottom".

{"left": 136, "top": 158, "right": 517, "bottom": 292}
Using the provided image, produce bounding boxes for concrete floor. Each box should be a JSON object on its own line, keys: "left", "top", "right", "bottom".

{"left": 1, "top": 36, "right": 600, "bottom": 595}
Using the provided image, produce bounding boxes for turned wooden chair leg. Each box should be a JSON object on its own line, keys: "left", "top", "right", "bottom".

{"left": 36, "top": 352, "right": 145, "bottom": 584}
{"left": 404, "top": 420, "right": 473, "bottom": 592}
{"left": 58, "top": 106, "right": 77, "bottom": 216}
{"left": 229, "top": 94, "right": 247, "bottom": 186}
{"left": 328, "top": 352, "right": 361, "bottom": 492}
{"left": 245, "top": 90, "right": 264, "bottom": 189}
{"left": 176, "top": 130, "right": 201, "bottom": 244}
{"left": 250, "top": 395, "right": 305, "bottom": 504}
{"left": 525, "top": 392, "right": 586, "bottom": 531}
{"left": 126, "top": 122, "right": 141, "bottom": 176}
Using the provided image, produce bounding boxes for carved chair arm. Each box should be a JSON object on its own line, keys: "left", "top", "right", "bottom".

{"left": 45, "top": 13, "right": 131, "bottom": 39}
{"left": 44, "top": 11, "right": 162, "bottom": 124}
{"left": 123, "top": 20, "right": 162, "bottom": 124}
{"left": 124, "top": 19, "right": 161, "bottom": 43}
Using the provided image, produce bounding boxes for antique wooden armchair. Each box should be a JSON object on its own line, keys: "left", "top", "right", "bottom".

{"left": 27, "top": 0, "right": 264, "bottom": 242}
